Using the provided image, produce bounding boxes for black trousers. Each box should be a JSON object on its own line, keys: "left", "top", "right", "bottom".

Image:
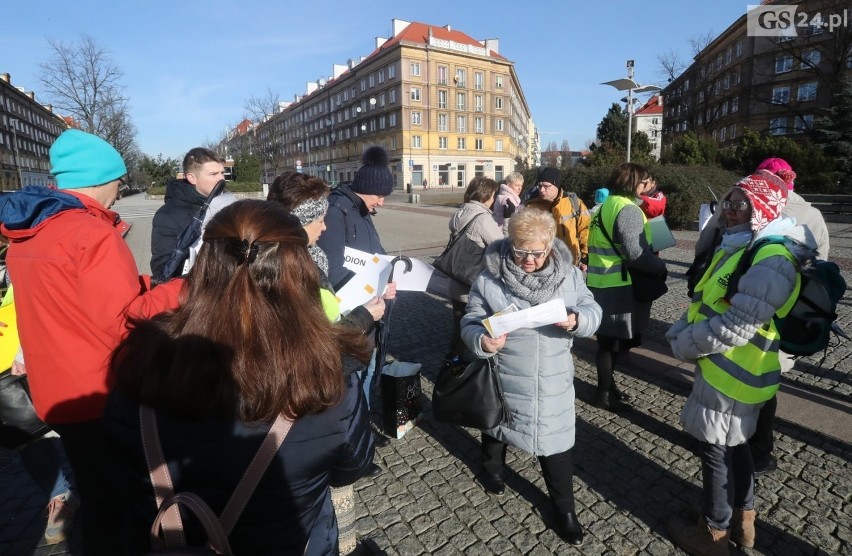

{"left": 749, "top": 394, "right": 777, "bottom": 463}
{"left": 481, "top": 433, "right": 576, "bottom": 514}
{"left": 53, "top": 419, "right": 124, "bottom": 555}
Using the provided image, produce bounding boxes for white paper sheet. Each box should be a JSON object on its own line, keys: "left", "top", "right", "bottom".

{"left": 343, "top": 246, "right": 434, "bottom": 291}
{"left": 481, "top": 299, "right": 568, "bottom": 337}
{"left": 335, "top": 253, "right": 392, "bottom": 314}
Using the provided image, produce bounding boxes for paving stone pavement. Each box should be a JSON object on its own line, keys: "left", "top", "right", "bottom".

{"left": 1, "top": 214, "right": 850, "bottom": 555}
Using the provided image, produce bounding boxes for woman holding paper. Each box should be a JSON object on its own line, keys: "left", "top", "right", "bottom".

{"left": 461, "top": 209, "right": 601, "bottom": 547}
{"left": 586, "top": 163, "right": 667, "bottom": 412}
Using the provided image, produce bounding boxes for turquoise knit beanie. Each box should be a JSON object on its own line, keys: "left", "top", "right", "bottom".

{"left": 50, "top": 129, "right": 127, "bottom": 190}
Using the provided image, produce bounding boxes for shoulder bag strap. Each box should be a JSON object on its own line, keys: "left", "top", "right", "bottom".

{"left": 594, "top": 211, "right": 628, "bottom": 281}
{"left": 444, "top": 212, "right": 485, "bottom": 252}
{"left": 140, "top": 405, "right": 186, "bottom": 547}
{"left": 218, "top": 414, "right": 293, "bottom": 534}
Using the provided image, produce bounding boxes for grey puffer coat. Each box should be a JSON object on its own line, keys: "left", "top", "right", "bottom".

{"left": 667, "top": 219, "right": 817, "bottom": 446}
{"left": 461, "top": 240, "right": 602, "bottom": 456}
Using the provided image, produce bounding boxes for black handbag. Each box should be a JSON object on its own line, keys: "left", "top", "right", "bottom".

{"left": 594, "top": 212, "right": 668, "bottom": 303}
{"left": 432, "top": 357, "right": 505, "bottom": 430}
{"left": 0, "top": 371, "right": 51, "bottom": 448}
{"left": 432, "top": 214, "right": 486, "bottom": 286}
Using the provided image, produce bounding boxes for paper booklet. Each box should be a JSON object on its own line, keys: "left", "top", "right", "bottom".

{"left": 482, "top": 299, "right": 568, "bottom": 337}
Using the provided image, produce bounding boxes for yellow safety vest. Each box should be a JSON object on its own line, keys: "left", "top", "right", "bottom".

{"left": 689, "top": 244, "right": 799, "bottom": 404}
{"left": 321, "top": 288, "right": 342, "bottom": 322}
{"left": 587, "top": 195, "right": 652, "bottom": 289}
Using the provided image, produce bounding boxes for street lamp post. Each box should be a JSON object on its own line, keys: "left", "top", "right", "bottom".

{"left": 602, "top": 60, "right": 661, "bottom": 162}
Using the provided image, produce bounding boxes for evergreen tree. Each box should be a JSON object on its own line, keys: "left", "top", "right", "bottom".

{"left": 813, "top": 77, "right": 852, "bottom": 192}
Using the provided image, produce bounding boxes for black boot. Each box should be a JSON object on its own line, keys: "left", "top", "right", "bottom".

{"left": 594, "top": 390, "right": 630, "bottom": 413}
{"left": 480, "top": 472, "right": 505, "bottom": 496}
{"left": 555, "top": 511, "right": 584, "bottom": 546}
{"left": 609, "top": 382, "right": 632, "bottom": 403}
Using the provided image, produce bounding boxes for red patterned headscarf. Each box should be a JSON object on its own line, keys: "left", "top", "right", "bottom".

{"left": 732, "top": 170, "right": 789, "bottom": 233}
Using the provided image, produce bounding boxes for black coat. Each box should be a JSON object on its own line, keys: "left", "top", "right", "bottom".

{"left": 150, "top": 180, "right": 205, "bottom": 278}
{"left": 104, "top": 369, "right": 374, "bottom": 555}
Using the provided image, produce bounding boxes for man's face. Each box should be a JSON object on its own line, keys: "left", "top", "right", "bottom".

{"left": 356, "top": 193, "right": 386, "bottom": 212}
{"left": 187, "top": 161, "right": 225, "bottom": 196}
{"left": 537, "top": 181, "right": 559, "bottom": 202}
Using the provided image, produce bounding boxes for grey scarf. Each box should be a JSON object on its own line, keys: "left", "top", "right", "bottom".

{"left": 497, "top": 243, "right": 566, "bottom": 305}
{"left": 309, "top": 245, "right": 329, "bottom": 276}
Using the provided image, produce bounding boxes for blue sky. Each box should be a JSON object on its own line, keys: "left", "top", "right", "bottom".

{"left": 2, "top": 0, "right": 750, "bottom": 160}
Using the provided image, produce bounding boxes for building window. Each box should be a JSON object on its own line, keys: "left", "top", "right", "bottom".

{"left": 390, "top": 90, "right": 397, "bottom": 103}
{"left": 438, "top": 90, "right": 447, "bottom": 109}
{"left": 457, "top": 137, "right": 466, "bottom": 150}
{"left": 798, "top": 81, "right": 818, "bottom": 102}
{"left": 731, "top": 97, "right": 739, "bottom": 112}
{"left": 474, "top": 95, "right": 483, "bottom": 112}
{"left": 474, "top": 116, "right": 483, "bottom": 133}
{"left": 723, "top": 75, "right": 730, "bottom": 90}
{"left": 438, "top": 113, "right": 448, "bottom": 132}
{"left": 495, "top": 119, "right": 504, "bottom": 132}
{"left": 474, "top": 72, "right": 484, "bottom": 90}
{"left": 720, "top": 127, "right": 727, "bottom": 141}
{"left": 391, "top": 137, "right": 398, "bottom": 150}
{"left": 801, "top": 49, "right": 822, "bottom": 69}
{"left": 684, "top": 78, "right": 690, "bottom": 91}
{"left": 495, "top": 75, "right": 503, "bottom": 89}
{"left": 726, "top": 47, "right": 732, "bottom": 65}
{"left": 388, "top": 64, "right": 396, "bottom": 79}
{"left": 380, "top": 93, "right": 386, "bottom": 107}
{"left": 411, "top": 111, "right": 422, "bottom": 125}
{"left": 439, "top": 136, "right": 448, "bottom": 149}
{"left": 475, "top": 138, "right": 484, "bottom": 150}
{"left": 652, "top": 117, "right": 659, "bottom": 124}
{"left": 495, "top": 97, "right": 504, "bottom": 110}
{"left": 769, "top": 117, "right": 788, "bottom": 135}
{"left": 495, "top": 165, "right": 504, "bottom": 181}
{"left": 804, "top": 21, "right": 824, "bottom": 36}
{"left": 411, "top": 135, "right": 422, "bottom": 148}
{"left": 455, "top": 68, "right": 466, "bottom": 87}
{"left": 775, "top": 55, "right": 793, "bottom": 74}
{"left": 369, "top": 74, "right": 375, "bottom": 87}
{"left": 389, "top": 113, "right": 397, "bottom": 127}
{"left": 456, "top": 92, "right": 465, "bottom": 111}
{"left": 735, "top": 40, "right": 743, "bottom": 57}
{"left": 772, "top": 86, "right": 791, "bottom": 104}
{"left": 378, "top": 69, "right": 385, "bottom": 84}
{"left": 794, "top": 114, "right": 814, "bottom": 133}
{"left": 495, "top": 139, "right": 503, "bottom": 152}
{"left": 457, "top": 115, "right": 466, "bottom": 133}
{"left": 360, "top": 78, "right": 366, "bottom": 92}
{"left": 410, "top": 62, "right": 421, "bottom": 77}
{"left": 437, "top": 66, "right": 448, "bottom": 85}
{"left": 379, "top": 115, "right": 386, "bottom": 129}
{"left": 411, "top": 87, "right": 421, "bottom": 102}
{"left": 730, "top": 124, "right": 737, "bottom": 139}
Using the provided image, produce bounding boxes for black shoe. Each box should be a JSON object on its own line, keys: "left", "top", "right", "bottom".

{"left": 594, "top": 390, "right": 630, "bottom": 413}
{"left": 364, "top": 463, "right": 383, "bottom": 478}
{"left": 609, "top": 384, "right": 632, "bottom": 403}
{"left": 555, "top": 511, "right": 584, "bottom": 546}
{"left": 373, "top": 431, "right": 391, "bottom": 448}
{"left": 480, "top": 473, "right": 505, "bottom": 496}
{"left": 753, "top": 455, "right": 777, "bottom": 476}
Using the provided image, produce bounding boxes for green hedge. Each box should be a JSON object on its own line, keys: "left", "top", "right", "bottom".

{"left": 146, "top": 180, "right": 262, "bottom": 196}
{"left": 521, "top": 165, "right": 741, "bottom": 230}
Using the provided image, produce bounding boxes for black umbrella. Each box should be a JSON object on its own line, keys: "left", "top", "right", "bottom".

{"left": 156, "top": 179, "right": 227, "bottom": 283}
{"left": 373, "top": 255, "right": 413, "bottom": 386}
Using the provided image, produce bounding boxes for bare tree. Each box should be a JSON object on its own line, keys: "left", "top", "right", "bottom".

{"left": 243, "top": 88, "right": 288, "bottom": 177}
{"left": 658, "top": 48, "right": 687, "bottom": 83}
{"left": 38, "top": 35, "right": 138, "bottom": 165}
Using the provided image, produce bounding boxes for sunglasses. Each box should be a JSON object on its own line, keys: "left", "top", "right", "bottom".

{"left": 721, "top": 200, "right": 750, "bottom": 211}
{"left": 512, "top": 247, "right": 549, "bottom": 260}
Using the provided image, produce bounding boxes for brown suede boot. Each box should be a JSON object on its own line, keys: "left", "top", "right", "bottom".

{"left": 731, "top": 508, "right": 756, "bottom": 548}
{"left": 667, "top": 514, "right": 730, "bottom": 556}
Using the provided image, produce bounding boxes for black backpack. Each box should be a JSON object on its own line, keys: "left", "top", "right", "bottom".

{"left": 725, "top": 237, "right": 847, "bottom": 358}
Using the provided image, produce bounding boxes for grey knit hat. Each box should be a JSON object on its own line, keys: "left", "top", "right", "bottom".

{"left": 350, "top": 146, "right": 394, "bottom": 196}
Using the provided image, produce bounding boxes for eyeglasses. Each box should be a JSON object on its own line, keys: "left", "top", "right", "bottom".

{"left": 537, "top": 182, "right": 555, "bottom": 189}
{"left": 721, "top": 200, "right": 750, "bottom": 211}
{"left": 511, "top": 247, "right": 549, "bottom": 260}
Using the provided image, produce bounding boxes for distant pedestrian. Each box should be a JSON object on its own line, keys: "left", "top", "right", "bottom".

{"left": 666, "top": 171, "right": 817, "bottom": 554}
{"left": 461, "top": 208, "right": 601, "bottom": 546}
{"left": 423, "top": 178, "right": 428, "bottom": 190}
{"left": 525, "top": 167, "right": 590, "bottom": 270}
{"left": 105, "top": 200, "right": 375, "bottom": 555}
{"left": 0, "top": 129, "right": 184, "bottom": 553}
{"left": 493, "top": 171, "right": 525, "bottom": 234}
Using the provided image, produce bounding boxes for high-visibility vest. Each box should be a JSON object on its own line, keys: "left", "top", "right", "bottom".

{"left": 689, "top": 244, "right": 799, "bottom": 404}
{"left": 321, "top": 288, "right": 342, "bottom": 322}
{"left": 587, "top": 195, "right": 651, "bottom": 289}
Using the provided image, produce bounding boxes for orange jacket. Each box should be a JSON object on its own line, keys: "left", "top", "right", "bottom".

{"left": 1, "top": 188, "right": 183, "bottom": 423}
{"left": 526, "top": 190, "right": 591, "bottom": 265}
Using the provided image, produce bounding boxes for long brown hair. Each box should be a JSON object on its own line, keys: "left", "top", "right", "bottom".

{"left": 605, "top": 162, "right": 651, "bottom": 198}
{"left": 111, "top": 200, "right": 371, "bottom": 421}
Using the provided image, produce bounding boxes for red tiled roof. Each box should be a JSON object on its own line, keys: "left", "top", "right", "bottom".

{"left": 235, "top": 119, "right": 253, "bottom": 135}
{"left": 365, "top": 22, "right": 506, "bottom": 61}
{"left": 635, "top": 95, "right": 663, "bottom": 116}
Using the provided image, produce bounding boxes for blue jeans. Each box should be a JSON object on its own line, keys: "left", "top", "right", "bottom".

{"left": 19, "top": 434, "right": 74, "bottom": 500}
{"left": 359, "top": 349, "right": 378, "bottom": 410}
{"left": 701, "top": 442, "right": 754, "bottom": 530}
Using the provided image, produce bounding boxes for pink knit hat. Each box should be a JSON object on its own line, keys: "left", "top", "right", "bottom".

{"left": 755, "top": 157, "right": 796, "bottom": 190}
{"left": 732, "top": 170, "right": 789, "bottom": 233}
